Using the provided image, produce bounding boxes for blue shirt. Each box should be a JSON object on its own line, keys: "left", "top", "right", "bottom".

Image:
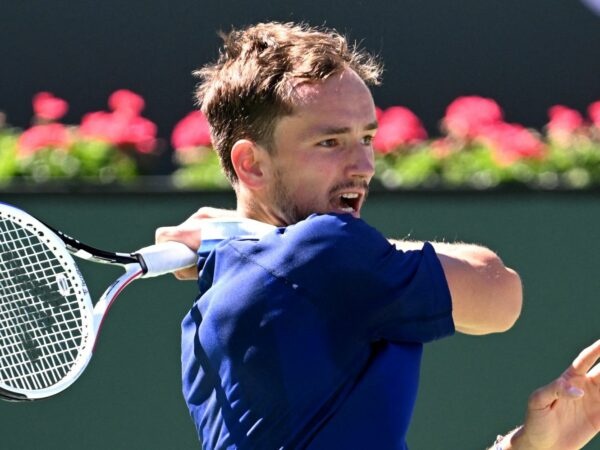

{"left": 181, "top": 214, "right": 454, "bottom": 449}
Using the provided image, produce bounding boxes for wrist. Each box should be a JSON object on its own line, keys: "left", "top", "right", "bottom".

{"left": 493, "top": 426, "right": 526, "bottom": 450}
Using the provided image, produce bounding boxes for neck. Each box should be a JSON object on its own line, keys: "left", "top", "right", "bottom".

{"left": 235, "top": 186, "right": 288, "bottom": 227}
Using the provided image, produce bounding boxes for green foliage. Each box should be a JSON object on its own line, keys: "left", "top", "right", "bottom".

{"left": 0, "top": 128, "right": 138, "bottom": 186}
{"left": 172, "top": 147, "right": 230, "bottom": 190}
{"left": 0, "top": 130, "right": 18, "bottom": 184}
{"left": 374, "top": 136, "right": 600, "bottom": 191}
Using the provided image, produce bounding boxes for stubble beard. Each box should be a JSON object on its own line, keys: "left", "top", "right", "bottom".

{"left": 270, "top": 167, "right": 312, "bottom": 225}
{"left": 269, "top": 167, "right": 370, "bottom": 225}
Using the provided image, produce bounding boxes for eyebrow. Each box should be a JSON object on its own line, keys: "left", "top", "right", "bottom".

{"left": 315, "top": 121, "right": 379, "bottom": 136}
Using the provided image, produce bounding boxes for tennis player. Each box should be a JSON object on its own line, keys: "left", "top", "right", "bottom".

{"left": 156, "top": 22, "right": 598, "bottom": 449}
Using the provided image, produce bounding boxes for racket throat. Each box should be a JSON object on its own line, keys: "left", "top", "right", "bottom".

{"left": 48, "top": 224, "right": 140, "bottom": 266}
{"left": 91, "top": 266, "right": 143, "bottom": 351}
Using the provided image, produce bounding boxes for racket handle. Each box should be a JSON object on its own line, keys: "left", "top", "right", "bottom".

{"left": 135, "top": 242, "right": 198, "bottom": 277}
{"left": 136, "top": 219, "right": 276, "bottom": 277}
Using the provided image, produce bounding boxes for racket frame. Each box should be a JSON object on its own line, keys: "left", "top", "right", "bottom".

{"left": 0, "top": 205, "right": 99, "bottom": 400}
{"left": 0, "top": 204, "right": 274, "bottom": 401}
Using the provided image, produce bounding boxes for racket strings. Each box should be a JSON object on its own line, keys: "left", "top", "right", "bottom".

{"left": 0, "top": 216, "right": 89, "bottom": 392}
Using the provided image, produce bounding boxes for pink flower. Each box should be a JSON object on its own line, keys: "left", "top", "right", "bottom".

{"left": 373, "top": 106, "right": 427, "bottom": 153}
{"left": 77, "top": 90, "right": 157, "bottom": 153}
{"left": 108, "top": 89, "right": 145, "bottom": 117}
{"left": 80, "top": 110, "right": 157, "bottom": 153}
{"left": 588, "top": 101, "right": 600, "bottom": 128}
{"left": 33, "top": 92, "right": 68, "bottom": 121}
{"left": 547, "top": 105, "right": 583, "bottom": 136}
{"left": 171, "top": 111, "right": 212, "bottom": 151}
{"left": 18, "top": 123, "right": 70, "bottom": 154}
{"left": 120, "top": 115, "right": 157, "bottom": 153}
{"left": 444, "top": 96, "right": 504, "bottom": 139}
{"left": 480, "top": 123, "right": 545, "bottom": 166}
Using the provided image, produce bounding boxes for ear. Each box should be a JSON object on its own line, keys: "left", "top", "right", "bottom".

{"left": 230, "top": 139, "right": 270, "bottom": 188}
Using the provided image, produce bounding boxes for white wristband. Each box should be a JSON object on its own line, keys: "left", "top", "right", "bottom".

{"left": 492, "top": 425, "right": 523, "bottom": 450}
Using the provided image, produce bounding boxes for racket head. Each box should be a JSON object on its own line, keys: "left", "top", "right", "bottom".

{"left": 0, "top": 203, "right": 96, "bottom": 400}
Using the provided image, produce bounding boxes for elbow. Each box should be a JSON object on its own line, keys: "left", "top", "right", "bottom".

{"left": 442, "top": 246, "right": 523, "bottom": 335}
{"left": 506, "top": 269, "right": 523, "bottom": 330}
{"left": 478, "top": 250, "right": 523, "bottom": 333}
{"left": 487, "top": 267, "right": 523, "bottom": 333}
{"left": 453, "top": 256, "right": 524, "bottom": 335}
{"left": 493, "top": 267, "right": 523, "bottom": 332}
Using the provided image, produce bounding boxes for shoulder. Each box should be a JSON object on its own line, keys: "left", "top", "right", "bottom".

{"left": 282, "top": 213, "right": 389, "bottom": 251}
{"left": 215, "top": 214, "right": 393, "bottom": 278}
{"left": 260, "top": 214, "right": 405, "bottom": 281}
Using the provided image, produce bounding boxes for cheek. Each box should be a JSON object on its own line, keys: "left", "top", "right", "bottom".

{"left": 302, "top": 152, "right": 342, "bottom": 174}
{"left": 283, "top": 170, "right": 330, "bottom": 205}
{"left": 276, "top": 151, "right": 340, "bottom": 195}
{"left": 297, "top": 161, "right": 337, "bottom": 191}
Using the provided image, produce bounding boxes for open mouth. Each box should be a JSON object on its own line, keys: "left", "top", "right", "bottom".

{"left": 338, "top": 192, "right": 361, "bottom": 213}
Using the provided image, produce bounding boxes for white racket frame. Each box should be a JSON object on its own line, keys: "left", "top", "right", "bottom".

{"left": 0, "top": 204, "right": 275, "bottom": 400}
{"left": 0, "top": 205, "right": 97, "bottom": 399}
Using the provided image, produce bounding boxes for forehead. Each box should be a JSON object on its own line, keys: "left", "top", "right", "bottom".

{"left": 287, "top": 69, "right": 376, "bottom": 126}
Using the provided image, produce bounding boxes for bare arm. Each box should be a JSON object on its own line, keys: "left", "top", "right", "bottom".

{"left": 157, "top": 210, "right": 522, "bottom": 335}
{"left": 390, "top": 240, "right": 523, "bottom": 335}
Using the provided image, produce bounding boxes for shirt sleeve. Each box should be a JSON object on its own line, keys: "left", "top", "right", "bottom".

{"left": 368, "top": 241, "right": 455, "bottom": 342}
{"left": 260, "top": 214, "right": 455, "bottom": 344}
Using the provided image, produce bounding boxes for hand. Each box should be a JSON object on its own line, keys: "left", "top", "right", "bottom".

{"left": 511, "top": 339, "right": 600, "bottom": 450}
{"left": 155, "top": 207, "right": 238, "bottom": 280}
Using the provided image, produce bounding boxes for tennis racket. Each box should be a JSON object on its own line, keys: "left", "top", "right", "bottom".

{"left": 0, "top": 202, "right": 274, "bottom": 401}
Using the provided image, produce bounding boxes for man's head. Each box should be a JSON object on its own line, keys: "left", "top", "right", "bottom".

{"left": 195, "top": 22, "right": 382, "bottom": 225}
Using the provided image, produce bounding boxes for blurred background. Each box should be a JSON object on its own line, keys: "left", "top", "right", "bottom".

{"left": 1, "top": 1, "right": 600, "bottom": 449}
{"left": 2, "top": 0, "right": 599, "bottom": 175}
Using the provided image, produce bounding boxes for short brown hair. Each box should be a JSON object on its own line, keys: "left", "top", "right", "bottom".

{"left": 193, "top": 22, "right": 382, "bottom": 184}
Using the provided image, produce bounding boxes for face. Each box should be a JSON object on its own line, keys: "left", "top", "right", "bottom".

{"left": 261, "top": 68, "right": 377, "bottom": 225}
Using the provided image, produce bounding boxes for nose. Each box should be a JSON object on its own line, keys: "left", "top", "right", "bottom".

{"left": 346, "top": 145, "right": 375, "bottom": 181}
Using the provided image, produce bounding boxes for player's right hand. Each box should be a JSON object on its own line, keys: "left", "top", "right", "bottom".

{"left": 155, "top": 207, "right": 238, "bottom": 280}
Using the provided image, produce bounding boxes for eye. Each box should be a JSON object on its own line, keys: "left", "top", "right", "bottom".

{"left": 317, "top": 139, "right": 339, "bottom": 148}
{"left": 361, "top": 135, "right": 374, "bottom": 145}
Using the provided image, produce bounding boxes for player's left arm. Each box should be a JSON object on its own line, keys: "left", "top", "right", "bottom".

{"left": 391, "top": 240, "right": 522, "bottom": 335}
{"left": 158, "top": 209, "right": 523, "bottom": 335}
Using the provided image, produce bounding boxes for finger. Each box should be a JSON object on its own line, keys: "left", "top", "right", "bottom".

{"left": 172, "top": 266, "right": 199, "bottom": 281}
{"left": 189, "top": 207, "right": 238, "bottom": 220}
{"left": 155, "top": 226, "right": 176, "bottom": 244}
{"left": 528, "top": 377, "right": 583, "bottom": 411}
{"left": 589, "top": 361, "right": 600, "bottom": 379}
{"left": 571, "top": 339, "right": 600, "bottom": 375}
{"left": 155, "top": 207, "right": 237, "bottom": 245}
{"left": 155, "top": 225, "right": 202, "bottom": 250}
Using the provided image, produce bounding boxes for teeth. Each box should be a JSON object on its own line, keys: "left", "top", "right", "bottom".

{"left": 339, "top": 192, "right": 359, "bottom": 212}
